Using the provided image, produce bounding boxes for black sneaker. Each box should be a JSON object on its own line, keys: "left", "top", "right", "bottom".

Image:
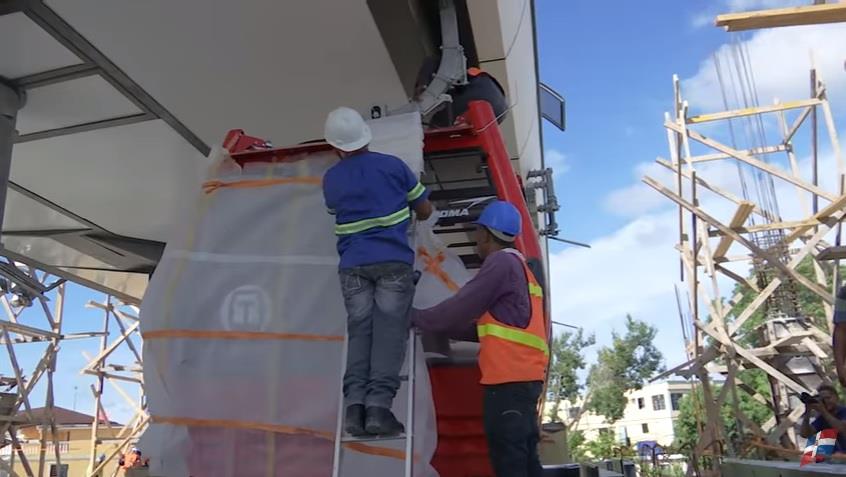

{"left": 364, "top": 407, "right": 405, "bottom": 437}
{"left": 344, "top": 404, "right": 366, "bottom": 436}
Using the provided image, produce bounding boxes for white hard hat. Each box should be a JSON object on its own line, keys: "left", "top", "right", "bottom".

{"left": 324, "top": 107, "right": 372, "bottom": 152}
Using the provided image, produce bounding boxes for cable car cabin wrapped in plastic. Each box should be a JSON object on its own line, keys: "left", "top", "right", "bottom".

{"left": 139, "top": 102, "right": 549, "bottom": 477}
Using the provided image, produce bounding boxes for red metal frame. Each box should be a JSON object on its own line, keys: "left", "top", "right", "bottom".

{"left": 424, "top": 101, "right": 543, "bottom": 266}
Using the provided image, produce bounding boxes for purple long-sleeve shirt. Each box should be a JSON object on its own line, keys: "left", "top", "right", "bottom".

{"left": 410, "top": 249, "right": 530, "bottom": 340}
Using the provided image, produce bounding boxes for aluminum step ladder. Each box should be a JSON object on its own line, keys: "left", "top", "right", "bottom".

{"left": 331, "top": 218, "right": 420, "bottom": 477}
{"left": 331, "top": 327, "right": 417, "bottom": 477}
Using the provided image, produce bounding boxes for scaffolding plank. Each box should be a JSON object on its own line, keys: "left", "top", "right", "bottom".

{"left": 715, "top": 3, "right": 846, "bottom": 32}
{"left": 0, "top": 320, "right": 59, "bottom": 339}
{"left": 714, "top": 202, "right": 755, "bottom": 260}
{"left": 687, "top": 99, "right": 821, "bottom": 124}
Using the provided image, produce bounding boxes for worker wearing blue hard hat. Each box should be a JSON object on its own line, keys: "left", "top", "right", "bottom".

{"left": 412, "top": 200, "right": 548, "bottom": 477}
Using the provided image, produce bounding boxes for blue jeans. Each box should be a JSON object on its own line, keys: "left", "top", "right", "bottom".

{"left": 339, "top": 262, "right": 415, "bottom": 409}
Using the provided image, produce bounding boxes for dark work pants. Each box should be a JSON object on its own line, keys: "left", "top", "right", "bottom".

{"left": 483, "top": 381, "right": 544, "bottom": 477}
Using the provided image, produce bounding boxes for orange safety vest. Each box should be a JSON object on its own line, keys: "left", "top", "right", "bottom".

{"left": 476, "top": 250, "right": 549, "bottom": 385}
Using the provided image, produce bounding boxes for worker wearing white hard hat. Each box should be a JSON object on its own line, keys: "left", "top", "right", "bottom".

{"left": 322, "top": 107, "right": 434, "bottom": 437}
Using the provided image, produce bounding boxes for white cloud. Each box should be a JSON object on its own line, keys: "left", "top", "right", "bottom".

{"left": 549, "top": 209, "right": 690, "bottom": 367}
{"left": 602, "top": 162, "right": 671, "bottom": 217}
{"left": 726, "top": 0, "right": 805, "bottom": 11}
{"left": 683, "top": 23, "right": 846, "bottom": 114}
{"left": 691, "top": 12, "right": 715, "bottom": 29}
{"left": 546, "top": 149, "right": 571, "bottom": 176}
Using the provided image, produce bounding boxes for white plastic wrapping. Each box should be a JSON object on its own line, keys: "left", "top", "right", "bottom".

{"left": 140, "top": 113, "right": 438, "bottom": 476}
{"left": 412, "top": 216, "right": 473, "bottom": 310}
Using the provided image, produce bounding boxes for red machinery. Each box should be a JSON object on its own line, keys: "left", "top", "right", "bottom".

{"left": 225, "top": 100, "right": 549, "bottom": 477}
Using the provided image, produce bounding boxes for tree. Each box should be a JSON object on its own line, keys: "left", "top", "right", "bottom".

{"left": 568, "top": 429, "right": 587, "bottom": 462}
{"left": 546, "top": 329, "right": 596, "bottom": 422}
{"left": 727, "top": 256, "right": 841, "bottom": 347}
{"left": 582, "top": 430, "right": 618, "bottom": 460}
{"left": 586, "top": 315, "right": 665, "bottom": 423}
{"left": 673, "top": 377, "right": 771, "bottom": 453}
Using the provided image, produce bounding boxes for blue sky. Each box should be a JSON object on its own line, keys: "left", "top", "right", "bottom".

{"left": 537, "top": 0, "right": 723, "bottom": 242}
{"left": 6, "top": 0, "right": 846, "bottom": 425}
{"left": 537, "top": 0, "right": 846, "bottom": 374}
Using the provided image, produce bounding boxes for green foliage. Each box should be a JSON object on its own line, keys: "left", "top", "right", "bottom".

{"left": 727, "top": 256, "right": 835, "bottom": 347}
{"left": 582, "top": 430, "right": 618, "bottom": 460}
{"left": 568, "top": 429, "right": 587, "bottom": 462}
{"left": 673, "top": 372, "right": 771, "bottom": 452}
{"left": 586, "top": 315, "right": 665, "bottom": 422}
{"left": 546, "top": 329, "right": 596, "bottom": 422}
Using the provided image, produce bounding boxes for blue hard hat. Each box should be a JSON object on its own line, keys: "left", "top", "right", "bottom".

{"left": 475, "top": 200, "right": 521, "bottom": 242}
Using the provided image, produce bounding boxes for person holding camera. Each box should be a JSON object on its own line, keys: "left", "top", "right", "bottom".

{"left": 833, "top": 286, "right": 846, "bottom": 388}
{"left": 799, "top": 384, "right": 846, "bottom": 453}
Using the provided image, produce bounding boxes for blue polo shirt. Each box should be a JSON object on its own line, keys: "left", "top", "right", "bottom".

{"left": 322, "top": 151, "right": 429, "bottom": 269}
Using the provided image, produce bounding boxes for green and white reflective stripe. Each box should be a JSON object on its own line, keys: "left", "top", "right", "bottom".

{"left": 528, "top": 283, "right": 543, "bottom": 299}
{"left": 407, "top": 182, "right": 426, "bottom": 202}
{"left": 477, "top": 323, "right": 549, "bottom": 356}
{"left": 334, "top": 208, "right": 410, "bottom": 235}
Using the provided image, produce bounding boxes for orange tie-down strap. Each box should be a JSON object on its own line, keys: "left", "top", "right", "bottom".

{"left": 202, "top": 176, "right": 321, "bottom": 194}
{"left": 417, "top": 247, "right": 460, "bottom": 292}
{"left": 142, "top": 329, "right": 343, "bottom": 342}
{"left": 151, "top": 415, "right": 414, "bottom": 461}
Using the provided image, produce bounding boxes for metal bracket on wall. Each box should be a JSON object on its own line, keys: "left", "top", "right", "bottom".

{"left": 526, "top": 167, "right": 589, "bottom": 248}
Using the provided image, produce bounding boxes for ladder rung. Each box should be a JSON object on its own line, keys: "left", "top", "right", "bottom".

{"left": 341, "top": 434, "right": 407, "bottom": 443}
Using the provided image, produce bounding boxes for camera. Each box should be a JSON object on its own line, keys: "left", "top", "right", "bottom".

{"left": 800, "top": 392, "right": 820, "bottom": 405}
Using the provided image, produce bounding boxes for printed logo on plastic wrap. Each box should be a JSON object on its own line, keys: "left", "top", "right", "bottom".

{"left": 220, "top": 285, "right": 271, "bottom": 331}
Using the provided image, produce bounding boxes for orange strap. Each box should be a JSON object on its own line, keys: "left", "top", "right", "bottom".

{"left": 153, "top": 415, "right": 333, "bottom": 440}
{"left": 417, "top": 247, "right": 460, "bottom": 292}
{"left": 142, "top": 329, "right": 343, "bottom": 342}
{"left": 202, "top": 177, "right": 321, "bottom": 194}
{"left": 153, "top": 415, "right": 412, "bottom": 461}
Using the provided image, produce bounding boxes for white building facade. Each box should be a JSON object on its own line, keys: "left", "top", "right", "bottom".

{"left": 548, "top": 381, "right": 694, "bottom": 447}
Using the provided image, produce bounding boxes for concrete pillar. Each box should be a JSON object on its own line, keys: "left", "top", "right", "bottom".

{"left": 0, "top": 79, "right": 26, "bottom": 240}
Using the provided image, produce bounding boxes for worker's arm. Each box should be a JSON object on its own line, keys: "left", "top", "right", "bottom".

{"left": 414, "top": 199, "right": 433, "bottom": 221}
{"left": 322, "top": 171, "right": 337, "bottom": 216}
{"left": 817, "top": 406, "right": 846, "bottom": 436}
{"left": 800, "top": 407, "right": 817, "bottom": 438}
{"left": 836, "top": 323, "right": 846, "bottom": 388}
{"left": 410, "top": 252, "right": 510, "bottom": 334}
{"left": 834, "top": 287, "right": 846, "bottom": 388}
{"left": 401, "top": 160, "right": 433, "bottom": 220}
